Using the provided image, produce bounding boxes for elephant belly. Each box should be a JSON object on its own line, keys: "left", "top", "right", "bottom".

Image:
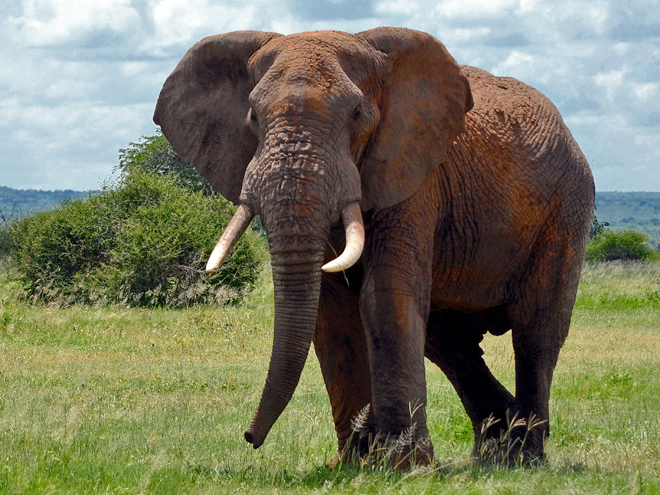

{"left": 429, "top": 227, "right": 533, "bottom": 313}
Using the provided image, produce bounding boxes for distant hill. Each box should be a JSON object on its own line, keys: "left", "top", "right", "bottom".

{"left": 595, "top": 192, "right": 660, "bottom": 244}
{"left": 0, "top": 186, "right": 91, "bottom": 220}
{"left": 0, "top": 186, "right": 658, "bottom": 243}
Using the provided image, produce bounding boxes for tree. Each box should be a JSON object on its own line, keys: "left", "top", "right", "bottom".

{"left": 118, "top": 131, "right": 213, "bottom": 195}
{"left": 590, "top": 215, "right": 609, "bottom": 239}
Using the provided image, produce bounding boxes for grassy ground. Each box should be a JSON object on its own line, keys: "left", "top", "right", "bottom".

{"left": 0, "top": 262, "right": 659, "bottom": 493}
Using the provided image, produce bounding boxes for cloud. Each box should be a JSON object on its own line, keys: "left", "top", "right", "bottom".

{"left": 633, "top": 82, "right": 659, "bottom": 102}
{"left": 595, "top": 68, "right": 627, "bottom": 101}
{"left": 144, "top": 0, "right": 260, "bottom": 55}
{"left": 0, "top": 0, "right": 659, "bottom": 191}
{"left": 7, "top": 0, "right": 141, "bottom": 46}
{"left": 0, "top": 99, "right": 153, "bottom": 190}
{"left": 437, "top": 0, "right": 519, "bottom": 20}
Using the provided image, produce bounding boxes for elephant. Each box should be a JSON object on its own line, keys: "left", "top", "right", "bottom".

{"left": 153, "top": 27, "right": 594, "bottom": 465}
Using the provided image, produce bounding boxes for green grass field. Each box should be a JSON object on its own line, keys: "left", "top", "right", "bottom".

{"left": 1, "top": 262, "right": 659, "bottom": 494}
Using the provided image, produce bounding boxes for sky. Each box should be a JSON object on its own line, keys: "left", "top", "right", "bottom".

{"left": 1, "top": 0, "right": 659, "bottom": 192}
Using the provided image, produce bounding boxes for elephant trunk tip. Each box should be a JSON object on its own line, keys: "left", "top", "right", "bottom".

{"left": 244, "top": 428, "right": 265, "bottom": 448}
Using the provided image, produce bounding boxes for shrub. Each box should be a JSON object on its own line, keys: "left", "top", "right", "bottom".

{"left": 585, "top": 229, "right": 660, "bottom": 263}
{"left": 7, "top": 172, "right": 266, "bottom": 307}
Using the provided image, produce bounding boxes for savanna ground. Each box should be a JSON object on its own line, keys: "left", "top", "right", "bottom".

{"left": 0, "top": 262, "right": 659, "bottom": 494}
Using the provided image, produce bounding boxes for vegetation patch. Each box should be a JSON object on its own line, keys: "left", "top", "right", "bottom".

{"left": 576, "top": 261, "right": 660, "bottom": 310}
{"left": 585, "top": 229, "right": 659, "bottom": 263}
{"left": 594, "top": 191, "right": 660, "bottom": 243}
{"left": 5, "top": 171, "right": 266, "bottom": 307}
{"left": 2, "top": 133, "right": 267, "bottom": 308}
{"left": 0, "top": 261, "right": 659, "bottom": 492}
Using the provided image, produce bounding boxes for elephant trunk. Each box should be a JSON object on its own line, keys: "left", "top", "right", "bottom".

{"left": 205, "top": 137, "right": 363, "bottom": 447}
{"left": 242, "top": 197, "right": 363, "bottom": 447}
{"left": 243, "top": 242, "right": 325, "bottom": 447}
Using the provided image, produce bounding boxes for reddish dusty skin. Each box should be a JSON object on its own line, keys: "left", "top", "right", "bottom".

{"left": 154, "top": 28, "right": 594, "bottom": 466}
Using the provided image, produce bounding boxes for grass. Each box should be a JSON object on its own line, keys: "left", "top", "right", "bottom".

{"left": 0, "top": 263, "right": 659, "bottom": 493}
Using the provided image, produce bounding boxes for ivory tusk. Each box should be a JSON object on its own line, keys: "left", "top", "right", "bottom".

{"left": 322, "top": 202, "right": 365, "bottom": 273}
{"left": 206, "top": 204, "right": 254, "bottom": 273}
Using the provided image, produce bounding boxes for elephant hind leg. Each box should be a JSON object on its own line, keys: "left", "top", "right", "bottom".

{"left": 507, "top": 308, "right": 570, "bottom": 465}
{"left": 425, "top": 309, "right": 517, "bottom": 461}
{"left": 508, "top": 226, "right": 588, "bottom": 465}
{"left": 508, "top": 298, "right": 575, "bottom": 464}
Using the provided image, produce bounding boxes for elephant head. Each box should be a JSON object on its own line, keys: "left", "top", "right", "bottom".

{"left": 154, "top": 27, "right": 473, "bottom": 448}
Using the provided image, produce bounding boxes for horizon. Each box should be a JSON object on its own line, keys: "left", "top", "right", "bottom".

{"left": 3, "top": 185, "right": 660, "bottom": 194}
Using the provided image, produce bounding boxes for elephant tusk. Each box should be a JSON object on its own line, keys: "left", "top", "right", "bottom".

{"left": 322, "top": 202, "right": 365, "bottom": 273}
{"left": 206, "top": 204, "right": 254, "bottom": 273}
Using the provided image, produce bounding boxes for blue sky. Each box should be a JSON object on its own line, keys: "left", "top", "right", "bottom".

{"left": 1, "top": 0, "right": 658, "bottom": 191}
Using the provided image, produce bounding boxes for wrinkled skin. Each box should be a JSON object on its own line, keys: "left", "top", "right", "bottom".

{"left": 154, "top": 28, "right": 594, "bottom": 466}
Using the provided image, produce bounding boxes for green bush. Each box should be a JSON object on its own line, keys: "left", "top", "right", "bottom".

{"left": 7, "top": 172, "right": 266, "bottom": 307}
{"left": 585, "top": 229, "right": 660, "bottom": 263}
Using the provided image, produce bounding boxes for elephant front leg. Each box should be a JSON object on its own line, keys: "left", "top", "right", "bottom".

{"left": 314, "top": 271, "right": 374, "bottom": 464}
{"left": 360, "top": 269, "right": 433, "bottom": 467}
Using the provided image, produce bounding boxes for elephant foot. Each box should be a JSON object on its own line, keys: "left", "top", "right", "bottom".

{"left": 331, "top": 429, "right": 375, "bottom": 467}
{"left": 472, "top": 411, "right": 547, "bottom": 467}
{"left": 331, "top": 429, "right": 434, "bottom": 470}
{"left": 378, "top": 431, "right": 434, "bottom": 469}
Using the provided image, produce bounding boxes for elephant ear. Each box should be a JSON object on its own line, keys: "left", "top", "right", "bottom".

{"left": 153, "top": 31, "right": 281, "bottom": 204}
{"left": 356, "top": 27, "right": 473, "bottom": 210}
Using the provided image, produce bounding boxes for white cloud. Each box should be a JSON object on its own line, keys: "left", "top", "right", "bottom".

{"left": 595, "top": 69, "right": 627, "bottom": 101}
{"left": 491, "top": 51, "right": 536, "bottom": 79}
{"left": 142, "top": 0, "right": 309, "bottom": 55}
{"left": 147, "top": 0, "right": 256, "bottom": 51}
{"left": 0, "top": 101, "right": 154, "bottom": 190}
{"left": 444, "top": 27, "right": 491, "bottom": 44}
{"left": 613, "top": 42, "right": 631, "bottom": 56}
{"left": 575, "top": 1, "right": 610, "bottom": 35}
{"left": 517, "top": 0, "right": 540, "bottom": 13}
{"left": 373, "top": 0, "right": 420, "bottom": 17}
{"left": 8, "top": 0, "right": 140, "bottom": 46}
{"left": 0, "top": 0, "right": 659, "bottom": 191}
{"left": 438, "top": 0, "right": 518, "bottom": 19}
{"left": 632, "top": 82, "right": 659, "bottom": 102}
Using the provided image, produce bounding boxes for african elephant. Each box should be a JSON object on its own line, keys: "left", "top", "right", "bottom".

{"left": 154, "top": 27, "right": 594, "bottom": 465}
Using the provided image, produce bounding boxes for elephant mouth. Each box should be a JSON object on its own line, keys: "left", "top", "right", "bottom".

{"left": 206, "top": 201, "right": 364, "bottom": 274}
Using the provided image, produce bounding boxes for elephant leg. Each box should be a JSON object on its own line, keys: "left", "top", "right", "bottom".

{"left": 424, "top": 310, "right": 517, "bottom": 460}
{"left": 359, "top": 268, "right": 433, "bottom": 466}
{"left": 314, "top": 271, "right": 374, "bottom": 463}
{"left": 508, "top": 250, "right": 582, "bottom": 465}
{"left": 509, "top": 311, "right": 568, "bottom": 465}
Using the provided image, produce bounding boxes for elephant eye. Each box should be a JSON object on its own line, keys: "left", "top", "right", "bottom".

{"left": 248, "top": 108, "right": 258, "bottom": 125}
{"left": 247, "top": 108, "right": 260, "bottom": 134}
{"left": 351, "top": 107, "right": 362, "bottom": 122}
